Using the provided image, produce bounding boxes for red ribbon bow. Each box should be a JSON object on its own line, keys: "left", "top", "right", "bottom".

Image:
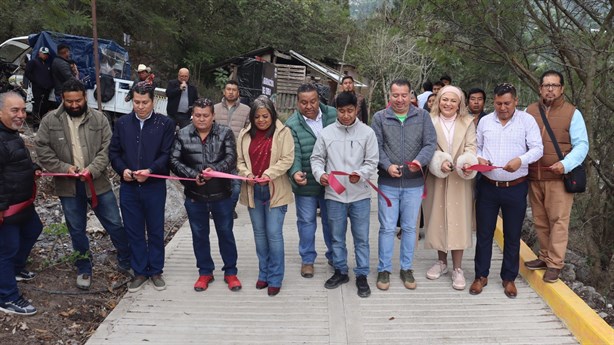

{"left": 328, "top": 171, "right": 392, "bottom": 207}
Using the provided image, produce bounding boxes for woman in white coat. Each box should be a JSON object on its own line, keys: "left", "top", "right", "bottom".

{"left": 423, "top": 85, "right": 478, "bottom": 290}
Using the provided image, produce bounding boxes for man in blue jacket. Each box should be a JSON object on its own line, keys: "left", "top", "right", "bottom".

{"left": 109, "top": 82, "right": 175, "bottom": 293}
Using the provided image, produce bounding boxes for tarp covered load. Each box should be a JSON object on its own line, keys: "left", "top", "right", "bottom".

{"left": 28, "top": 31, "right": 131, "bottom": 89}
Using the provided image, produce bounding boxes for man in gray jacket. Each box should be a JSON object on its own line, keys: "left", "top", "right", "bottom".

{"left": 311, "top": 91, "right": 379, "bottom": 298}
{"left": 36, "top": 79, "right": 131, "bottom": 290}
{"left": 371, "top": 79, "right": 436, "bottom": 291}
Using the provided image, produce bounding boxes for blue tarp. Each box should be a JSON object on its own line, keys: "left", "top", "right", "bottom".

{"left": 28, "top": 31, "right": 131, "bottom": 89}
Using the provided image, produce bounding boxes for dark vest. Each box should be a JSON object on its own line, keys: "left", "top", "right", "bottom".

{"left": 526, "top": 98, "right": 575, "bottom": 180}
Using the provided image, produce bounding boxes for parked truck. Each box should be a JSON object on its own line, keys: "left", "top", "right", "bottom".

{"left": 0, "top": 31, "right": 168, "bottom": 117}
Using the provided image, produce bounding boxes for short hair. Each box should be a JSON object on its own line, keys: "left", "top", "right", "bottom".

{"left": 335, "top": 91, "right": 357, "bottom": 108}
{"left": 341, "top": 75, "right": 354, "bottom": 84}
{"left": 494, "top": 83, "right": 517, "bottom": 98}
{"left": 422, "top": 80, "right": 433, "bottom": 92}
{"left": 540, "top": 70, "right": 564, "bottom": 86}
{"left": 132, "top": 81, "right": 155, "bottom": 100}
{"left": 225, "top": 80, "right": 239, "bottom": 88}
{"left": 467, "top": 88, "right": 486, "bottom": 101}
{"left": 440, "top": 75, "right": 452, "bottom": 83}
{"left": 297, "top": 83, "right": 318, "bottom": 96}
{"left": 249, "top": 95, "right": 277, "bottom": 138}
{"left": 390, "top": 78, "right": 411, "bottom": 91}
{"left": 433, "top": 81, "right": 445, "bottom": 88}
{"left": 0, "top": 91, "right": 23, "bottom": 109}
{"left": 61, "top": 78, "right": 86, "bottom": 96}
{"left": 57, "top": 44, "right": 70, "bottom": 53}
{"left": 192, "top": 98, "right": 214, "bottom": 114}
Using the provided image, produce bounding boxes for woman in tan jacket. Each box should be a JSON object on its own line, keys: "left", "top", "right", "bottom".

{"left": 237, "top": 96, "right": 294, "bottom": 296}
{"left": 423, "top": 85, "right": 478, "bottom": 290}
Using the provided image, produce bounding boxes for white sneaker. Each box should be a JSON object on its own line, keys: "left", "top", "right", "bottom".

{"left": 452, "top": 268, "right": 466, "bottom": 290}
{"left": 426, "top": 261, "right": 448, "bottom": 280}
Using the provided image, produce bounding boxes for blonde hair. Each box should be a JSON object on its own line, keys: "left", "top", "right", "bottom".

{"left": 430, "top": 86, "right": 469, "bottom": 119}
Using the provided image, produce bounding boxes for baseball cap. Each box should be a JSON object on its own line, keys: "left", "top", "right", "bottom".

{"left": 39, "top": 47, "right": 50, "bottom": 54}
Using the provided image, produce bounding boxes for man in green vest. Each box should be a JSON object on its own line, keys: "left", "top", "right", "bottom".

{"left": 285, "top": 83, "right": 337, "bottom": 279}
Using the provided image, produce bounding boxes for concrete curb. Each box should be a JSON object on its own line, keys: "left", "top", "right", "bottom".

{"left": 493, "top": 217, "right": 614, "bottom": 345}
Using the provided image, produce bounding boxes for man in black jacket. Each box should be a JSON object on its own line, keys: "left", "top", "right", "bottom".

{"left": 0, "top": 92, "right": 43, "bottom": 316}
{"left": 169, "top": 98, "right": 242, "bottom": 292}
{"left": 24, "top": 47, "right": 53, "bottom": 125}
{"left": 51, "top": 44, "right": 77, "bottom": 104}
{"left": 165, "top": 68, "right": 198, "bottom": 129}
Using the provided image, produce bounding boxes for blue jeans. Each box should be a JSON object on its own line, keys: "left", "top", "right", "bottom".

{"left": 326, "top": 198, "right": 371, "bottom": 276}
{"left": 475, "top": 179, "right": 528, "bottom": 281}
{"left": 185, "top": 197, "right": 238, "bottom": 276}
{"left": 60, "top": 181, "right": 131, "bottom": 274}
{"left": 230, "top": 170, "right": 241, "bottom": 210}
{"left": 377, "top": 184, "right": 423, "bottom": 272}
{"left": 120, "top": 182, "right": 166, "bottom": 277}
{"left": 0, "top": 207, "right": 43, "bottom": 302}
{"left": 295, "top": 193, "right": 332, "bottom": 264}
{"left": 247, "top": 185, "right": 287, "bottom": 288}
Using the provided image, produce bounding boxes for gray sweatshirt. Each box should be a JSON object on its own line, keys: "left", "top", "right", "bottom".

{"left": 311, "top": 119, "right": 379, "bottom": 203}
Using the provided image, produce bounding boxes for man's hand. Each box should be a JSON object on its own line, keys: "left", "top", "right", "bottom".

{"left": 258, "top": 174, "right": 270, "bottom": 186}
{"left": 122, "top": 169, "right": 134, "bottom": 182}
{"left": 246, "top": 173, "right": 256, "bottom": 186}
{"left": 387, "top": 164, "right": 402, "bottom": 178}
{"left": 548, "top": 161, "right": 565, "bottom": 175}
{"left": 67, "top": 165, "right": 79, "bottom": 175}
{"left": 320, "top": 173, "right": 330, "bottom": 187}
{"left": 477, "top": 157, "right": 491, "bottom": 166}
{"left": 293, "top": 171, "right": 308, "bottom": 186}
{"left": 133, "top": 169, "right": 151, "bottom": 183}
{"left": 0, "top": 210, "right": 4, "bottom": 225}
{"left": 503, "top": 157, "right": 522, "bottom": 172}
{"left": 203, "top": 167, "right": 214, "bottom": 181}
{"left": 34, "top": 170, "right": 42, "bottom": 180}
{"left": 408, "top": 160, "right": 422, "bottom": 173}
{"left": 349, "top": 172, "right": 360, "bottom": 184}
{"left": 440, "top": 161, "right": 453, "bottom": 174}
{"left": 195, "top": 173, "right": 206, "bottom": 186}
{"left": 79, "top": 168, "right": 91, "bottom": 182}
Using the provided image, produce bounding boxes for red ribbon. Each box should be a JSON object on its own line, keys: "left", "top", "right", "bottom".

{"left": 328, "top": 171, "right": 392, "bottom": 207}
{"left": 146, "top": 171, "right": 270, "bottom": 184}
{"left": 405, "top": 161, "right": 427, "bottom": 200}
{"left": 41, "top": 171, "right": 98, "bottom": 208}
{"left": 464, "top": 164, "right": 503, "bottom": 172}
{"left": 1, "top": 185, "right": 37, "bottom": 224}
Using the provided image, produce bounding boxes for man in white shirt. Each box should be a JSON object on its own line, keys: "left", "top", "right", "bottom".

{"left": 470, "top": 83, "right": 543, "bottom": 299}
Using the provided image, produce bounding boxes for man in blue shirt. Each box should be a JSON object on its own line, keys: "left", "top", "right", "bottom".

{"left": 524, "top": 70, "right": 589, "bottom": 283}
{"left": 109, "top": 83, "right": 175, "bottom": 293}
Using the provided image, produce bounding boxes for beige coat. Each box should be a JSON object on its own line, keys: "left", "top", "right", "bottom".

{"left": 237, "top": 120, "right": 294, "bottom": 208}
{"left": 423, "top": 114, "right": 477, "bottom": 252}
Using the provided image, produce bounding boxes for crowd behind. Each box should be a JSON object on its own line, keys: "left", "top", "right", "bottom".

{"left": 0, "top": 44, "right": 589, "bottom": 316}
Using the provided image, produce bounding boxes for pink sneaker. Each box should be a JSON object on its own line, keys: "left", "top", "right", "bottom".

{"left": 426, "top": 260, "right": 448, "bottom": 280}
{"left": 452, "top": 268, "right": 466, "bottom": 290}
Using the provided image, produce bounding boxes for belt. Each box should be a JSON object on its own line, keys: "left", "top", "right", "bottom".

{"left": 482, "top": 175, "right": 527, "bottom": 188}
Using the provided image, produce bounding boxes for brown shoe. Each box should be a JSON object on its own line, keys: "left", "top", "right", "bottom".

{"left": 469, "top": 277, "right": 488, "bottom": 295}
{"left": 301, "top": 264, "right": 314, "bottom": 278}
{"left": 502, "top": 280, "right": 517, "bottom": 298}
{"left": 543, "top": 268, "right": 561, "bottom": 283}
{"left": 524, "top": 259, "right": 547, "bottom": 270}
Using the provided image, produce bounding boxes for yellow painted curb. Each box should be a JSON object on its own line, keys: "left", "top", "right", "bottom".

{"left": 494, "top": 217, "right": 614, "bottom": 345}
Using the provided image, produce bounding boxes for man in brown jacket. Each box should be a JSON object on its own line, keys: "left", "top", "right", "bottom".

{"left": 524, "top": 70, "right": 589, "bottom": 283}
{"left": 35, "top": 79, "right": 131, "bottom": 290}
{"left": 214, "top": 80, "right": 250, "bottom": 218}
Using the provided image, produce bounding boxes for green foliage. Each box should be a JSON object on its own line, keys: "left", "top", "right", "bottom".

{"left": 213, "top": 68, "right": 229, "bottom": 92}
{"left": 43, "top": 222, "right": 69, "bottom": 237}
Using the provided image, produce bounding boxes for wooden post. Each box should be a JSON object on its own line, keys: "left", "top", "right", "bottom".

{"left": 91, "top": 0, "right": 102, "bottom": 111}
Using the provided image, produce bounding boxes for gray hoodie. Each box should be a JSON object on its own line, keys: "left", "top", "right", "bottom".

{"left": 311, "top": 119, "right": 379, "bottom": 203}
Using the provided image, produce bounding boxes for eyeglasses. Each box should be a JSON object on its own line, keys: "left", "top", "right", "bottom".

{"left": 193, "top": 98, "right": 213, "bottom": 108}
{"left": 541, "top": 84, "right": 562, "bottom": 90}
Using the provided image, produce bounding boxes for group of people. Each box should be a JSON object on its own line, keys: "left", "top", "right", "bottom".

{"left": 0, "top": 67, "right": 588, "bottom": 316}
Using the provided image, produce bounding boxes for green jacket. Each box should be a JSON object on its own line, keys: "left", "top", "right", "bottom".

{"left": 35, "top": 106, "right": 113, "bottom": 197}
{"left": 285, "top": 103, "right": 337, "bottom": 195}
